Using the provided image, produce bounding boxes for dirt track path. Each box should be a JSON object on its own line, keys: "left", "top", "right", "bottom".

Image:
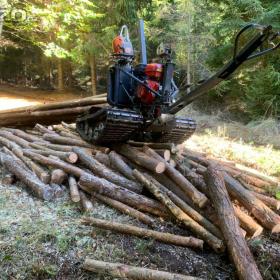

{"left": 0, "top": 85, "right": 89, "bottom": 111}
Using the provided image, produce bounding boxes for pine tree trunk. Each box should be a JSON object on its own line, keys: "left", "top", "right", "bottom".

{"left": 90, "top": 54, "right": 97, "bottom": 96}
{"left": 57, "top": 58, "right": 64, "bottom": 91}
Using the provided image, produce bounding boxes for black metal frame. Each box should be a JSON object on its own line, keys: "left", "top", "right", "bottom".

{"left": 168, "top": 24, "right": 280, "bottom": 114}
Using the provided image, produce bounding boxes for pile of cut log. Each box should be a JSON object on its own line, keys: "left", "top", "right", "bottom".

{"left": 0, "top": 95, "right": 107, "bottom": 127}
{"left": 0, "top": 122, "right": 279, "bottom": 280}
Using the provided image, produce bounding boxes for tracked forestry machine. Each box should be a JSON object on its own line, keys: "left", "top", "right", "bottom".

{"left": 76, "top": 21, "right": 279, "bottom": 145}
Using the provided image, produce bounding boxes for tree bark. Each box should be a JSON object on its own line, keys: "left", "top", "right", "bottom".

{"left": 57, "top": 58, "right": 64, "bottom": 91}
{"left": 22, "top": 150, "right": 85, "bottom": 178}
{"left": 68, "top": 176, "right": 80, "bottom": 202}
{"left": 31, "top": 142, "right": 74, "bottom": 153}
{"left": 127, "top": 141, "right": 179, "bottom": 154}
{"left": 0, "top": 152, "right": 54, "bottom": 201}
{"left": 6, "top": 128, "right": 44, "bottom": 143}
{"left": 0, "top": 96, "right": 106, "bottom": 115}
{"left": 43, "top": 133, "right": 93, "bottom": 148}
{"left": 26, "top": 148, "right": 78, "bottom": 164}
{"left": 233, "top": 205, "right": 263, "bottom": 238}
{"left": 175, "top": 159, "right": 207, "bottom": 194}
{"left": 93, "top": 151, "right": 110, "bottom": 167}
{"left": 83, "top": 259, "right": 201, "bottom": 280}
{"left": 0, "top": 136, "right": 20, "bottom": 151}
{"left": 147, "top": 175, "right": 222, "bottom": 239}
{"left": 79, "top": 173, "right": 168, "bottom": 218}
{"left": 144, "top": 146, "right": 208, "bottom": 208}
{"left": 133, "top": 170, "right": 224, "bottom": 253}
{"left": 253, "top": 192, "right": 280, "bottom": 210}
{"left": 234, "top": 163, "right": 279, "bottom": 186}
{"left": 0, "top": 130, "right": 30, "bottom": 148}
{"left": 82, "top": 217, "right": 203, "bottom": 249}
{"left": 35, "top": 124, "right": 57, "bottom": 135}
{"left": 12, "top": 148, "right": 51, "bottom": 184}
{"left": 224, "top": 172, "right": 280, "bottom": 233}
{"left": 51, "top": 169, "right": 67, "bottom": 185}
{"left": 108, "top": 151, "right": 134, "bottom": 180}
{"left": 93, "top": 192, "right": 155, "bottom": 226}
{"left": 73, "top": 147, "right": 142, "bottom": 193}
{"left": 155, "top": 149, "right": 171, "bottom": 161}
{"left": 207, "top": 164, "right": 263, "bottom": 280}
{"left": 116, "top": 144, "right": 166, "bottom": 174}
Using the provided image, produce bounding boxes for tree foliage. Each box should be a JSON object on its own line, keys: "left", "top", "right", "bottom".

{"left": 0, "top": 0, "right": 279, "bottom": 119}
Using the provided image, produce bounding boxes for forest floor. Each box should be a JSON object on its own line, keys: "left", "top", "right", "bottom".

{"left": 0, "top": 88, "right": 280, "bottom": 279}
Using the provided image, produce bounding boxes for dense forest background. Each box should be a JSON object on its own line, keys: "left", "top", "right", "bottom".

{"left": 0, "top": 0, "right": 279, "bottom": 120}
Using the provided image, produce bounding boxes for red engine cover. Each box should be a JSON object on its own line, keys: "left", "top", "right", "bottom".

{"left": 145, "top": 63, "right": 163, "bottom": 81}
{"left": 137, "top": 80, "right": 159, "bottom": 104}
{"left": 112, "top": 35, "right": 134, "bottom": 56}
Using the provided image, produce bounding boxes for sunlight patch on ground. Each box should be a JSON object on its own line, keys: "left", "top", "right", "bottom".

{"left": 0, "top": 96, "right": 41, "bottom": 111}
{"left": 185, "top": 133, "right": 280, "bottom": 177}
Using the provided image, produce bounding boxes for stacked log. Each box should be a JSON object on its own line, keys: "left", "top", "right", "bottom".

{"left": 0, "top": 122, "right": 279, "bottom": 280}
{"left": 0, "top": 95, "right": 107, "bottom": 127}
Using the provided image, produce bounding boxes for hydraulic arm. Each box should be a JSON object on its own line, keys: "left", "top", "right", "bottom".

{"left": 168, "top": 24, "right": 280, "bottom": 114}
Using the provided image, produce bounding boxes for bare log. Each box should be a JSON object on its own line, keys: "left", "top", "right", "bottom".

{"left": 116, "top": 144, "right": 166, "bottom": 174}
{"left": 61, "top": 121, "right": 76, "bottom": 131}
{"left": 51, "top": 169, "right": 67, "bottom": 185}
{"left": 93, "top": 193, "right": 155, "bottom": 226}
{"left": 0, "top": 130, "right": 30, "bottom": 148}
{"left": 0, "top": 152, "right": 54, "bottom": 200}
{"left": 234, "top": 163, "right": 279, "bottom": 186}
{"left": 224, "top": 172, "right": 280, "bottom": 233}
{"left": 43, "top": 133, "right": 93, "bottom": 148}
{"left": 155, "top": 149, "right": 171, "bottom": 161}
{"left": 207, "top": 164, "right": 263, "bottom": 280}
{"left": 94, "top": 151, "right": 110, "bottom": 167}
{"left": 22, "top": 150, "right": 85, "bottom": 178}
{"left": 169, "top": 159, "right": 176, "bottom": 168}
{"left": 133, "top": 170, "right": 224, "bottom": 252}
{"left": 68, "top": 176, "right": 80, "bottom": 202}
{"left": 148, "top": 175, "right": 222, "bottom": 239}
{"left": 187, "top": 160, "right": 207, "bottom": 175}
{"left": 35, "top": 124, "right": 57, "bottom": 135}
{"left": 80, "top": 191, "right": 94, "bottom": 212}
{"left": 108, "top": 151, "right": 134, "bottom": 180}
{"left": 73, "top": 147, "right": 142, "bottom": 193}
{"left": 31, "top": 142, "right": 75, "bottom": 152}
{"left": 0, "top": 136, "right": 20, "bottom": 150}
{"left": 0, "top": 105, "right": 95, "bottom": 127}
{"left": 175, "top": 159, "right": 207, "bottom": 194}
{"left": 5, "top": 128, "right": 44, "bottom": 143}
{"left": 26, "top": 148, "right": 78, "bottom": 163}
{"left": 0, "top": 96, "right": 106, "bottom": 114}
{"left": 144, "top": 146, "right": 208, "bottom": 208}
{"left": 12, "top": 148, "right": 50, "bottom": 184}
{"left": 79, "top": 173, "right": 168, "bottom": 218}
{"left": 83, "top": 259, "right": 201, "bottom": 280}
{"left": 82, "top": 217, "right": 203, "bottom": 249}
{"left": 233, "top": 205, "right": 263, "bottom": 238}
{"left": 127, "top": 141, "right": 179, "bottom": 154}
{"left": 252, "top": 192, "right": 280, "bottom": 210}
{"left": 58, "top": 131, "right": 82, "bottom": 140}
